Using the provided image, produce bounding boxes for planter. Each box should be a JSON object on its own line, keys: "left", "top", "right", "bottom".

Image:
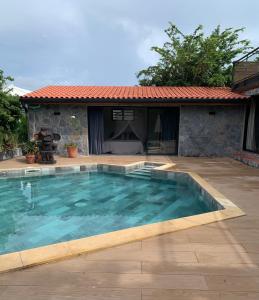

{"left": 67, "top": 146, "right": 78, "bottom": 158}
{"left": 26, "top": 154, "right": 35, "bottom": 164}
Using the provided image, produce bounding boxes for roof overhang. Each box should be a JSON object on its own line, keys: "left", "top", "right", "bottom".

{"left": 20, "top": 86, "right": 250, "bottom": 105}
{"left": 21, "top": 97, "right": 250, "bottom": 106}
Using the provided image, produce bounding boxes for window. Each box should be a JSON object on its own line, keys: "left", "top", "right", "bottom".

{"left": 124, "top": 110, "right": 134, "bottom": 121}
{"left": 112, "top": 110, "right": 123, "bottom": 120}
{"left": 112, "top": 109, "right": 134, "bottom": 121}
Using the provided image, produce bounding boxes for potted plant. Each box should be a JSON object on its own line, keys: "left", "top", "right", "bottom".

{"left": 23, "top": 141, "right": 39, "bottom": 164}
{"left": 65, "top": 143, "right": 78, "bottom": 158}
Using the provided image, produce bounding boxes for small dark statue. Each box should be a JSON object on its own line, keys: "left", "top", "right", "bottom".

{"left": 35, "top": 128, "right": 60, "bottom": 164}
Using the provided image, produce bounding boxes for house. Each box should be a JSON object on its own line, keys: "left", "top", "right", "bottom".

{"left": 230, "top": 47, "right": 259, "bottom": 164}
{"left": 20, "top": 86, "right": 250, "bottom": 157}
{"left": 20, "top": 46, "right": 259, "bottom": 158}
{"left": 5, "top": 85, "right": 31, "bottom": 96}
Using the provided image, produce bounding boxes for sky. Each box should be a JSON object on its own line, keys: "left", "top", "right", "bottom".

{"left": 1, "top": 0, "right": 259, "bottom": 90}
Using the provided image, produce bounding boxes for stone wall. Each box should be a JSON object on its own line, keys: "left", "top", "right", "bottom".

{"left": 27, "top": 104, "right": 246, "bottom": 157}
{"left": 178, "top": 105, "right": 246, "bottom": 157}
{"left": 28, "top": 105, "right": 89, "bottom": 155}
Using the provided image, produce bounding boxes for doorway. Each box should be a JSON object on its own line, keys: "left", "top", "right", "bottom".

{"left": 146, "top": 108, "right": 179, "bottom": 155}
{"left": 88, "top": 106, "right": 180, "bottom": 155}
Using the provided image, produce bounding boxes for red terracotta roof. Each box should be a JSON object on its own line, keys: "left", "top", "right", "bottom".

{"left": 21, "top": 86, "right": 248, "bottom": 102}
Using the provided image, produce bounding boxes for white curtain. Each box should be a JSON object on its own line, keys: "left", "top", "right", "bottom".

{"left": 111, "top": 109, "right": 146, "bottom": 142}
{"left": 111, "top": 121, "right": 130, "bottom": 140}
{"left": 129, "top": 109, "right": 146, "bottom": 142}
{"left": 246, "top": 100, "right": 256, "bottom": 151}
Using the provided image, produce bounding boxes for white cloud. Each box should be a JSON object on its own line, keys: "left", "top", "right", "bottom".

{"left": 1, "top": 0, "right": 259, "bottom": 90}
{"left": 115, "top": 17, "right": 166, "bottom": 66}
{"left": 137, "top": 28, "right": 166, "bottom": 66}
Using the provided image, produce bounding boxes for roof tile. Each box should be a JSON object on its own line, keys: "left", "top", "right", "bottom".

{"left": 21, "top": 86, "right": 248, "bottom": 101}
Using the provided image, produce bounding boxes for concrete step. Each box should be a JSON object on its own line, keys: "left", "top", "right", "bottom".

{"left": 126, "top": 173, "right": 151, "bottom": 180}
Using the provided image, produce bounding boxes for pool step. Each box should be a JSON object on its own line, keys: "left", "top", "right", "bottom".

{"left": 127, "top": 164, "right": 156, "bottom": 179}
{"left": 127, "top": 173, "right": 151, "bottom": 180}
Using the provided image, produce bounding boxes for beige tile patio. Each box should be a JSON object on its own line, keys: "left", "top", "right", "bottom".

{"left": 142, "top": 289, "right": 220, "bottom": 300}
{"left": 142, "top": 241, "right": 246, "bottom": 253}
{"left": 1, "top": 156, "right": 259, "bottom": 299}
{"left": 196, "top": 251, "right": 259, "bottom": 264}
{"left": 205, "top": 275, "right": 259, "bottom": 292}
{"left": 142, "top": 261, "right": 259, "bottom": 276}
{"left": 0, "top": 271, "right": 207, "bottom": 290}
{"left": 84, "top": 248, "right": 198, "bottom": 263}
{"left": 25, "top": 259, "right": 141, "bottom": 274}
{"left": 142, "top": 289, "right": 259, "bottom": 300}
{"left": 0, "top": 286, "right": 142, "bottom": 300}
{"left": 242, "top": 242, "right": 259, "bottom": 253}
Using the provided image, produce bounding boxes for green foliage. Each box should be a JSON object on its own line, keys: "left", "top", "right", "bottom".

{"left": 64, "top": 143, "right": 78, "bottom": 148}
{"left": 16, "top": 114, "right": 29, "bottom": 143}
{"left": 22, "top": 140, "right": 38, "bottom": 155}
{"left": 0, "top": 130, "right": 19, "bottom": 152}
{"left": 0, "top": 69, "right": 27, "bottom": 150}
{"left": 0, "top": 70, "right": 23, "bottom": 131}
{"left": 137, "top": 24, "right": 252, "bottom": 87}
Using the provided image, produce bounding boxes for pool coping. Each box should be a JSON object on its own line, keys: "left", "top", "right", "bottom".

{"left": 0, "top": 161, "right": 245, "bottom": 273}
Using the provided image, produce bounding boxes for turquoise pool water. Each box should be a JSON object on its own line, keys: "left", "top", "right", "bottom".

{"left": 0, "top": 171, "right": 218, "bottom": 254}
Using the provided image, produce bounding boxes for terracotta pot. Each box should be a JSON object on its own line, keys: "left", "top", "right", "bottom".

{"left": 67, "top": 146, "right": 78, "bottom": 158}
{"left": 26, "top": 154, "right": 35, "bottom": 164}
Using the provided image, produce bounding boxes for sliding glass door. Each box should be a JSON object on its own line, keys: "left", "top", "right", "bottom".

{"left": 146, "top": 108, "right": 179, "bottom": 155}
{"left": 244, "top": 100, "right": 259, "bottom": 154}
{"left": 89, "top": 106, "right": 180, "bottom": 155}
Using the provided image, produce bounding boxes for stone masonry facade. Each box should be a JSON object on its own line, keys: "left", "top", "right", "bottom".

{"left": 178, "top": 105, "right": 246, "bottom": 157}
{"left": 28, "top": 104, "right": 246, "bottom": 157}
{"left": 28, "top": 105, "right": 89, "bottom": 155}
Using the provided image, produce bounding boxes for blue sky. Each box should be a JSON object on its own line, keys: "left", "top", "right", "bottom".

{"left": 1, "top": 0, "right": 259, "bottom": 90}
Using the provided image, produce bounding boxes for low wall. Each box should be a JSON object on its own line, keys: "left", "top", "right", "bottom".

{"left": 233, "top": 151, "right": 259, "bottom": 168}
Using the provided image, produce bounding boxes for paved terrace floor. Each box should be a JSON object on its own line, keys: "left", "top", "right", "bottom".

{"left": 0, "top": 155, "right": 259, "bottom": 300}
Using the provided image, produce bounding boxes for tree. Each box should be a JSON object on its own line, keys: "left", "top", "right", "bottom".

{"left": 0, "top": 69, "right": 23, "bottom": 132}
{"left": 137, "top": 24, "right": 251, "bottom": 87}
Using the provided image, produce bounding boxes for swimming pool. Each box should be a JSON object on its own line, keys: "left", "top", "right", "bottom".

{"left": 0, "top": 169, "right": 220, "bottom": 255}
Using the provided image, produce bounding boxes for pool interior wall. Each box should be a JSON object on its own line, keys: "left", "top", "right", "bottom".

{"left": 0, "top": 162, "right": 222, "bottom": 255}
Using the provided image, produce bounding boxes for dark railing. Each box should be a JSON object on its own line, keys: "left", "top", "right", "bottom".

{"left": 234, "top": 46, "right": 259, "bottom": 63}
{"left": 232, "top": 47, "right": 259, "bottom": 92}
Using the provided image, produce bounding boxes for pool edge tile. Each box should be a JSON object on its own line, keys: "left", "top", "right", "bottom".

{"left": 19, "top": 242, "right": 72, "bottom": 268}
{"left": 0, "top": 252, "right": 23, "bottom": 273}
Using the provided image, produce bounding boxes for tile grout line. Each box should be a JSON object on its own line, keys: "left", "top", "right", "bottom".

{"left": 18, "top": 252, "right": 24, "bottom": 267}
{"left": 194, "top": 250, "right": 200, "bottom": 264}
